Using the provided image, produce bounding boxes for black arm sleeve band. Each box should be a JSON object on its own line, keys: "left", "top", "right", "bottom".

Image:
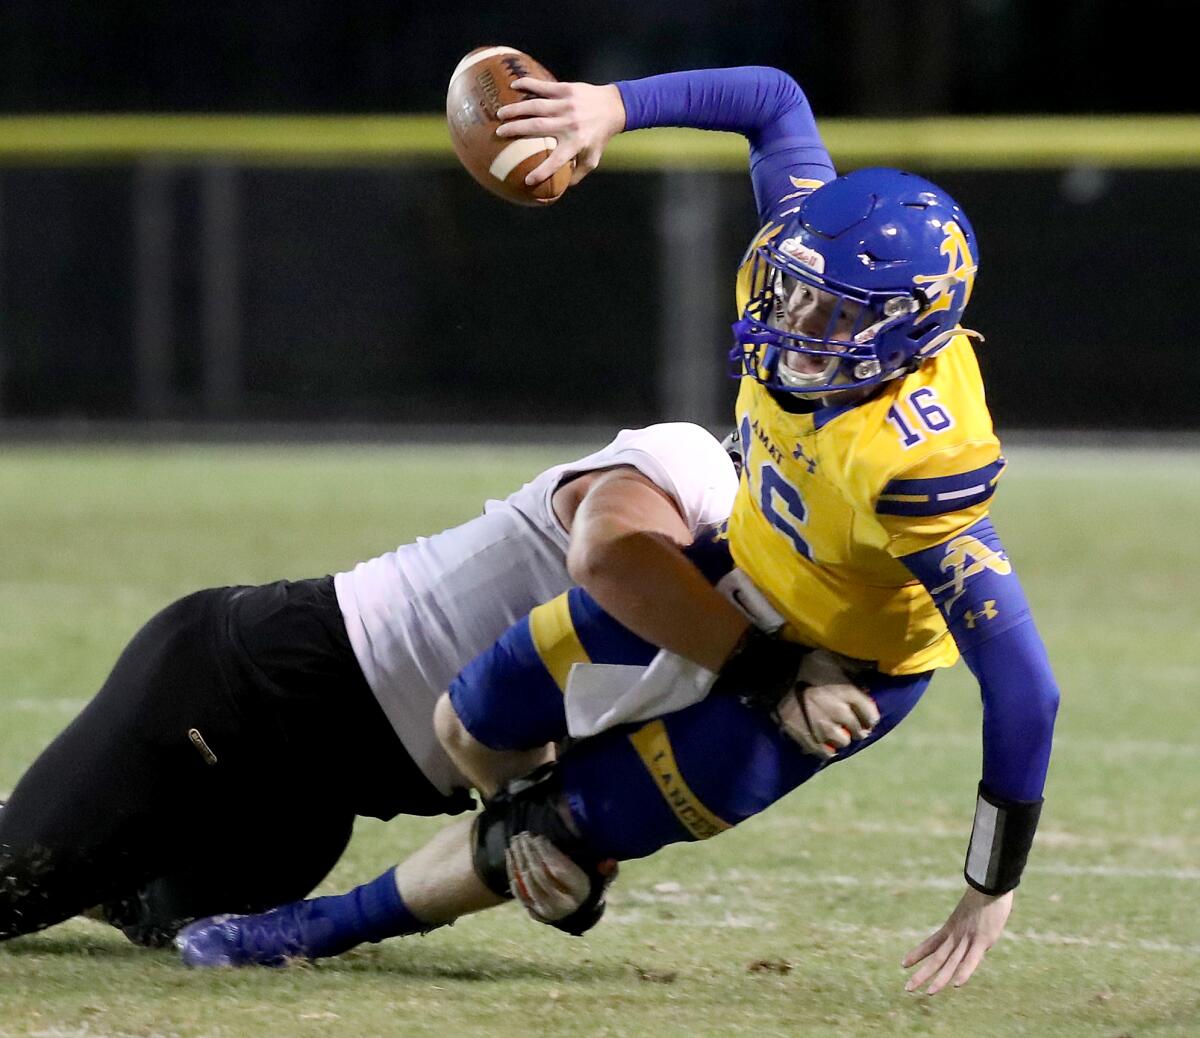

{"left": 710, "top": 626, "right": 808, "bottom": 712}
{"left": 964, "top": 782, "right": 1043, "bottom": 895}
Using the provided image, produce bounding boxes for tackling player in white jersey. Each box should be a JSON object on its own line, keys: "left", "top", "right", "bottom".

{"left": 0, "top": 424, "right": 736, "bottom": 946}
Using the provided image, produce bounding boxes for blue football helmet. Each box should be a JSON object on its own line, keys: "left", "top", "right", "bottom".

{"left": 731, "top": 167, "right": 981, "bottom": 395}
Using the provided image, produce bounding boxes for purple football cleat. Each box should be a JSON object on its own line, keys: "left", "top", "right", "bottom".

{"left": 176, "top": 902, "right": 329, "bottom": 967}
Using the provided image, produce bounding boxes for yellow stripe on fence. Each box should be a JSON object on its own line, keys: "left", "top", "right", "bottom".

{"left": 1, "top": 114, "right": 1199, "bottom": 167}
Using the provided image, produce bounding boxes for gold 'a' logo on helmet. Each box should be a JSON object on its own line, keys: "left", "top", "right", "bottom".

{"left": 912, "top": 221, "right": 977, "bottom": 315}
{"left": 929, "top": 534, "right": 1011, "bottom": 611}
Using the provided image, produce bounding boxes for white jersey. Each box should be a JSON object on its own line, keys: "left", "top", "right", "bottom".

{"left": 334, "top": 423, "right": 738, "bottom": 795}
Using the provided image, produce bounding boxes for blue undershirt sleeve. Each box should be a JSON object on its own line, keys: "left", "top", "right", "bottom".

{"left": 614, "top": 67, "right": 835, "bottom": 224}
{"left": 901, "top": 516, "right": 1060, "bottom": 802}
{"left": 960, "top": 624, "right": 1059, "bottom": 802}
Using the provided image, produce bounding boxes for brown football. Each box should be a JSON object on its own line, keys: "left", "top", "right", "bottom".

{"left": 446, "top": 45, "right": 572, "bottom": 206}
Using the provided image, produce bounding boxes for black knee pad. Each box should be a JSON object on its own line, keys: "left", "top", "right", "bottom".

{"left": 471, "top": 764, "right": 611, "bottom": 936}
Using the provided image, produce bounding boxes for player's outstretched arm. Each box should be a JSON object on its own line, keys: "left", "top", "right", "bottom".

{"left": 502, "top": 67, "right": 834, "bottom": 222}
{"left": 897, "top": 514, "right": 1059, "bottom": 993}
{"left": 902, "top": 887, "right": 1013, "bottom": 995}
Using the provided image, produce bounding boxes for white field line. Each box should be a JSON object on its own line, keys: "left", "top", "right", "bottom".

{"left": 823, "top": 921, "right": 1200, "bottom": 957}
{"left": 890, "top": 729, "right": 1200, "bottom": 758}
{"left": 606, "top": 905, "right": 1200, "bottom": 956}
{"left": 25, "top": 1030, "right": 184, "bottom": 1038}
{"left": 729, "top": 863, "right": 1200, "bottom": 884}
{"left": 756, "top": 816, "right": 1199, "bottom": 855}
{"left": 4, "top": 697, "right": 89, "bottom": 713}
{"left": 1030, "top": 862, "right": 1200, "bottom": 880}
{"left": 5, "top": 700, "right": 1198, "bottom": 758}
{"left": 2, "top": 710, "right": 1195, "bottom": 856}
{"left": 626, "top": 861, "right": 1200, "bottom": 908}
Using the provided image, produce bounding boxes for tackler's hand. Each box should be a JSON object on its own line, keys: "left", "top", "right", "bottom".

{"left": 778, "top": 676, "right": 880, "bottom": 759}
{"left": 505, "top": 831, "right": 618, "bottom": 924}
{"left": 496, "top": 79, "right": 626, "bottom": 188}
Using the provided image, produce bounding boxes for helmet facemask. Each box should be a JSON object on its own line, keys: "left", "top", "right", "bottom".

{"left": 730, "top": 168, "right": 984, "bottom": 398}
{"left": 732, "top": 240, "right": 925, "bottom": 396}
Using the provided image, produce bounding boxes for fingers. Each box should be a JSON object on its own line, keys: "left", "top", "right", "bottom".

{"left": 496, "top": 116, "right": 560, "bottom": 138}
{"left": 952, "top": 938, "right": 990, "bottom": 988}
{"left": 495, "top": 98, "right": 581, "bottom": 187}
{"left": 505, "top": 834, "right": 536, "bottom": 906}
{"left": 778, "top": 683, "right": 880, "bottom": 758}
{"left": 568, "top": 153, "right": 598, "bottom": 186}
{"left": 924, "top": 935, "right": 970, "bottom": 995}
{"left": 904, "top": 932, "right": 954, "bottom": 993}
{"left": 910, "top": 932, "right": 987, "bottom": 995}
{"left": 902, "top": 927, "right": 946, "bottom": 970}
{"left": 494, "top": 80, "right": 619, "bottom": 189}
{"left": 827, "top": 701, "right": 862, "bottom": 738}
{"left": 533, "top": 838, "right": 588, "bottom": 896}
{"left": 505, "top": 832, "right": 590, "bottom": 922}
{"left": 815, "top": 686, "right": 877, "bottom": 735}
{"left": 776, "top": 690, "right": 832, "bottom": 758}
{"left": 821, "top": 722, "right": 854, "bottom": 751}
{"left": 849, "top": 690, "right": 881, "bottom": 732}
{"left": 494, "top": 83, "right": 572, "bottom": 134}
{"left": 495, "top": 98, "right": 563, "bottom": 137}
{"left": 823, "top": 687, "right": 877, "bottom": 738}
{"left": 902, "top": 887, "right": 1012, "bottom": 994}
{"left": 510, "top": 77, "right": 569, "bottom": 98}
{"left": 808, "top": 694, "right": 863, "bottom": 749}
{"left": 523, "top": 149, "right": 577, "bottom": 188}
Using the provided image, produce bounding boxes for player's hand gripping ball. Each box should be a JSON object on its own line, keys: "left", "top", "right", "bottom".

{"left": 446, "top": 45, "right": 573, "bottom": 206}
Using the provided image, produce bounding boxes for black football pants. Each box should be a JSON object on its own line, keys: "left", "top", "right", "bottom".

{"left": 0, "top": 578, "right": 468, "bottom": 946}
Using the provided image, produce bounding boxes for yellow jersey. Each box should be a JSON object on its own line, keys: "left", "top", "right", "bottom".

{"left": 728, "top": 337, "right": 1004, "bottom": 675}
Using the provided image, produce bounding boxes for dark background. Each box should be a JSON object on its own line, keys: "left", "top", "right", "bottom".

{"left": 0, "top": 1, "right": 1186, "bottom": 117}
{"left": 0, "top": 2, "right": 1194, "bottom": 432}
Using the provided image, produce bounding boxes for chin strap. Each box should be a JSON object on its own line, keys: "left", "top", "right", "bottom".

{"left": 914, "top": 326, "right": 985, "bottom": 363}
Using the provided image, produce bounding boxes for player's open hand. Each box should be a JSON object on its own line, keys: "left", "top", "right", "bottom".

{"left": 496, "top": 79, "right": 626, "bottom": 187}
{"left": 902, "top": 886, "right": 1014, "bottom": 995}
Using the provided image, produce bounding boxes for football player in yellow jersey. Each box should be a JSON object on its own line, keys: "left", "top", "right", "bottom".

{"left": 478, "top": 69, "right": 1058, "bottom": 991}
{"left": 179, "top": 67, "right": 1059, "bottom": 998}
{"left": 727, "top": 182, "right": 1003, "bottom": 676}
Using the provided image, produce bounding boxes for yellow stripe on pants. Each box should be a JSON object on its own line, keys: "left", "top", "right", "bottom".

{"left": 628, "top": 720, "right": 731, "bottom": 841}
{"left": 528, "top": 593, "right": 589, "bottom": 692}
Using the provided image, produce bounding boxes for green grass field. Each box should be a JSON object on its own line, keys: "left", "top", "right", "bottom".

{"left": 0, "top": 442, "right": 1197, "bottom": 1037}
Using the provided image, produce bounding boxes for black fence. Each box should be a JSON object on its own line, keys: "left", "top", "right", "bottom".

{"left": 0, "top": 164, "right": 1193, "bottom": 431}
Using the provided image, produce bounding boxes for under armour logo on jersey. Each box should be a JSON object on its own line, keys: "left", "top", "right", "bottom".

{"left": 792, "top": 442, "right": 818, "bottom": 474}
{"left": 913, "top": 221, "right": 977, "bottom": 315}
{"left": 964, "top": 600, "right": 999, "bottom": 628}
{"left": 929, "top": 536, "right": 1011, "bottom": 610}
